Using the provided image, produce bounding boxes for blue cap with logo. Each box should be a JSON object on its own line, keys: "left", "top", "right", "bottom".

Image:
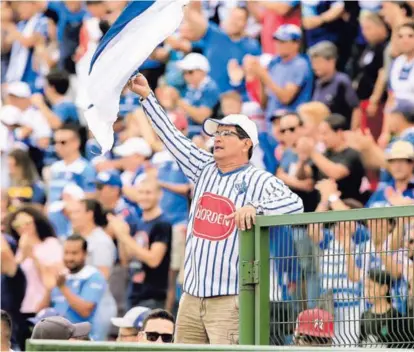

{"left": 273, "top": 24, "right": 302, "bottom": 42}
{"left": 28, "top": 308, "right": 61, "bottom": 325}
{"left": 96, "top": 171, "right": 123, "bottom": 188}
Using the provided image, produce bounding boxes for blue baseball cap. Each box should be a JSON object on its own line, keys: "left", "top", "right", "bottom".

{"left": 28, "top": 308, "right": 61, "bottom": 325}
{"left": 390, "top": 99, "right": 414, "bottom": 122}
{"left": 95, "top": 171, "right": 123, "bottom": 188}
{"left": 273, "top": 24, "right": 302, "bottom": 42}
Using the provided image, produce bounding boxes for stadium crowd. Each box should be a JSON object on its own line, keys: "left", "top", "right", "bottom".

{"left": 1, "top": 0, "right": 414, "bottom": 350}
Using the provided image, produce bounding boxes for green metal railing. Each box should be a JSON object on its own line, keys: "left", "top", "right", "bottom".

{"left": 25, "top": 206, "right": 414, "bottom": 351}
{"left": 26, "top": 340, "right": 407, "bottom": 351}
{"left": 239, "top": 205, "right": 414, "bottom": 346}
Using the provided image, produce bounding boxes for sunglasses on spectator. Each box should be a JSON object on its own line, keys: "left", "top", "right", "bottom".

{"left": 145, "top": 332, "right": 173, "bottom": 343}
{"left": 280, "top": 126, "right": 299, "bottom": 134}
{"left": 183, "top": 70, "right": 195, "bottom": 75}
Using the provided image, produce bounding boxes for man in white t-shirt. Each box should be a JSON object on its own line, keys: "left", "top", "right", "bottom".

{"left": 5, "top": 82, "right": 51, "bottom": 150}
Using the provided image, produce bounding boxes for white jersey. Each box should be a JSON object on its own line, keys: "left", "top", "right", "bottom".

{"left": 389, "top": 55, "right": 414, "bottom": 101}
{"left": 142, "top": 93, "right": 304, "bottom": 297}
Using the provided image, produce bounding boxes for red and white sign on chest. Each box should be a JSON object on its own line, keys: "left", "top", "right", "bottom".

{"left": 193, "top": 192, "right": 236, "bottom": 241}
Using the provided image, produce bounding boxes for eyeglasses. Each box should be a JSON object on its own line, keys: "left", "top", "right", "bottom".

{"left": 145, "top": 332, "right": 173, "bottom": 343}
{"left": 213, "top": 130, "right": 241, "bottom": 138}
{"left": 183, "top": 70, "right": 194, "bottom": 75}
{"left": 280, "top": 126, "right": 298, "bottom": 134}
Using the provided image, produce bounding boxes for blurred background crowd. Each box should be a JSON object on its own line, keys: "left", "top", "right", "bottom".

{"left": 1, "top": 0, "right": 414, "bottom": 350}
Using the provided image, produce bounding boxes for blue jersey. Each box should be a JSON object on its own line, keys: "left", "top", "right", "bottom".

{"left": 48, "top": 158, "right": 96, "bottom": 203}
{"left": 48, "top": 158, "right": 96, "bottom": 237}
{"left": 6, "top": 15, "right": 48, "bottom": 92}
{"left": 269, "top": 226, "right": 300, "bottom": 302}
{"left": 119, "top": 91, "right": 141, "bottom": 118}
{"left": 265, "top": 55, "right": 313, "bottom": 121}
{"left": 367, "top": 181, "right": 414, "bottom": 208}
{"left": 301, "top": 0, "right": 345, "bottom": 47}
{"left": 50, "top": 265, "right": 106, "bottom": 336}
{"left": 44, "top": 101, "right": 80, "bottom": 166}
{"left": 153, "top": 150, "right": 190, "bottom": 226}
{"left": 184, "top": 77, "right": 220, "bottom": 137}
{"left": 201, "top": 23, "right": 261, "bottom": 95}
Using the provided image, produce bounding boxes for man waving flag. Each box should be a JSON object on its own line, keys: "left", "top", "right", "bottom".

{"left": 85, "top": 0, "right": 189, "bottom": 154}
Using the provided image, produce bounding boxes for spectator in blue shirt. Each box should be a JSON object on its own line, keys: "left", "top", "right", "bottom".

{"left": 183, "top": 3, "right": 261, "bottom": 96}
{"left": 48, "top": 124, "right": 96, "bottom": 237}
{"left": 367, "top": 141, "right": 414, "bottom": 208}
{"left": 31, "top": 70, "right": 80, "bottom": 167}
{"left": 175, "top": 53, "right": 220, "bottom": 137}
{"left": 95, "top": 171, "right": 141, "bottom": 235}
{"left": 245, "top": 25, "right": 313, "bottom": 124}
{"left": 37, "top": 235, "right": 106, "bottom": 341}
{"left": 4, "top": 1, "right": 49, "bottom": 93}
{"left": 301, "top": 1, "right": 346, "bottom": 52}
{"left": 47, "top": 1, "right": 87, "bottom": 73}
{"left": 309, "top": 41, "right": 360, "bottom": 130}
{"left": 379, "top": 100, "right": 414, "bottom": 185}
{"left": 31, "top": 70, "right": 79, "bottom": 130}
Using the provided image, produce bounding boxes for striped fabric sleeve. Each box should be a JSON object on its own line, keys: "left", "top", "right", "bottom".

{"left": 141, "top": 93, "right": 214, "bottom": 183}
{"left": 256, "top": 177, "right": 304, "bottom": 215}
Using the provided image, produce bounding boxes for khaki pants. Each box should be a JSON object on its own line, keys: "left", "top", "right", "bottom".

{"left": 175, "top": 293, "right": 239, "bottom": 344}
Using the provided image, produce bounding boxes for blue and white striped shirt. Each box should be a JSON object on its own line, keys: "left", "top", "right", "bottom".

{"left": 141, "top": 93, "right": 303, "bottom": 297}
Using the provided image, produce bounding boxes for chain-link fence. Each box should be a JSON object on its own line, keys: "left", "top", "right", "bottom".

{"left": 240, "top": 206, "right": 414, "bottom": 348}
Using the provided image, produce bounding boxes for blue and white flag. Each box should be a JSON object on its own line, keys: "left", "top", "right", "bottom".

{"left": 85, "top": 0, "right": 189, "bottom": 154}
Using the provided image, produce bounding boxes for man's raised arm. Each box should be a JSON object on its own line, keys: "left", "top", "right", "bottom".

{"left": 128, "top": 74, "right": 213, "bottom": 183}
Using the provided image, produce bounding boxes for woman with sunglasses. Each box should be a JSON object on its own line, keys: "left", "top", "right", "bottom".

{"left": 6, "top": 206, "right": 63, "bottom": 340}
{"left": 7, "top": 149, "right": 46, "bottom": 212}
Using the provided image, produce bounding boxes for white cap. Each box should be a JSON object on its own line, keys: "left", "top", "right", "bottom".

{"left": 0, "top": 105, "right": 22, "bottom": 125}
{"left": 113, "top": 137, "right": 152, "bottom": 158}
{"left": 177, "top": 53, "right": 210, "bottom": 72}
{"left": 7, "top": 82, "right": 31, "bottom": 98}
{"left": 203, "top": 114, "right": 259, "bottom": 148}
{"left": 386, "top": 141, "right": 414, "bottom": 161}
{"left": 49, "top": 183, "right": 85, "bottom": 212}
{"left": 63, "top": 183, "right": 85, "bottom": 200}
{"left": 111, "top": 307, "right": 150, "bottom": 329}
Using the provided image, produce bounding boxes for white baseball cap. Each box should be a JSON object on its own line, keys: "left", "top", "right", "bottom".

{"left": 203, "top": 114, "right": 259, "bottom": 148}
{"left": 7, "top": 81, "right": 31, "bottom": 98}
{"left": 386, "top": 141, "right": 414, "bottom": 161}
{"left": 111, "top": 307, "right": 150, "bottom": 329}
{"left": 177, "top": 53, "right": 210, "bottom": 73}
{"left": 0, "top": 105, "right": 22, "bottom": 125}
{"left": 113, "top": 137, "right": 152, "bottom": 158}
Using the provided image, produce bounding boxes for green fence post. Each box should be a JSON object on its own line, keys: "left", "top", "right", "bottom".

{"left": 239, "top": 228, "right": 255, "bottom": 345}
{"left": 255, "top": 225, "right": 270, "bottom": 345}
